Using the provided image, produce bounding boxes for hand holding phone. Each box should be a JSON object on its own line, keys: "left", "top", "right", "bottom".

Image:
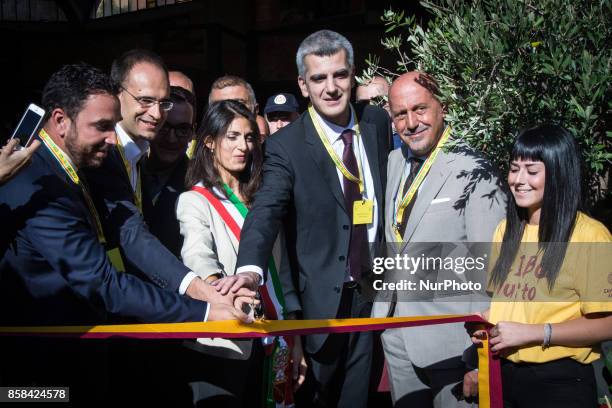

{"left": 10, "top": 103, "right": 45, "bottom": 149}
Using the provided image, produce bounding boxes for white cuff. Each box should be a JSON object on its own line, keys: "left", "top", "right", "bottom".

{"left": 236, "top": 265, "right": 264, "bottom": 286}
{"left": 178, "top": 271, "right": 198, "bottom": 295}
{"left": 203, "top": 304, "right": 210, "bottom": 322}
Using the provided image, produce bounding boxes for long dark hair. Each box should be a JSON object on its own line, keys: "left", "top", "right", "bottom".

{"left": 185, "top": 100, "right": 262, "bottom": 205}
{"left": 489, "top": 124, "right": 582, "bottom": 290}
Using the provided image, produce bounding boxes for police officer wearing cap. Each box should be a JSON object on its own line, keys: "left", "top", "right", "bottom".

{"left": 264, "top": 93, "right": 300, "bottom": 135}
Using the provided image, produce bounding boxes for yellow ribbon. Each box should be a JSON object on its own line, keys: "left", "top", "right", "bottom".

{"left": 39, "top": 129, "right": 126, "bottom": 272}
{"left": 0, "top": 315, "right": 497, "bottom": 407}
{"left": 308, "top": 105, "right": 365, "bottom": 194}
{"left": 115, "top": 139, "right": 143, "bottom": 213}
{"left": 393, "top": 126, "right": 452, "bottom": 241}
{"left": 39, "top": 129, "right": 105, "bottom": 245}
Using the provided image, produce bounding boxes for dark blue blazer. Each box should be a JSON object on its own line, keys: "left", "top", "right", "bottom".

{"left": 83, "top": 146, "right": 191, "bottom": 291}
{"left": 142, "top": 156, "right": 189, "bottom": 259}
{"left": 0, "top": 140, "right": 207, "bottom": 326}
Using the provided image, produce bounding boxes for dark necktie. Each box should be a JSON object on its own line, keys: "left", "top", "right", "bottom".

{"left": 397, "top": 157, "right": 423, "bottom": 238}
{"left": 341, "top": 129, "right": 367, "bottom": 281}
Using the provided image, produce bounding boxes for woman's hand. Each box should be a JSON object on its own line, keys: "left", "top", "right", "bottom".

{"left": 489, "top": 321, "right": 542, "bottom": 352}
{"left": 465, "top": 310, "right": 490, "bottom": 346}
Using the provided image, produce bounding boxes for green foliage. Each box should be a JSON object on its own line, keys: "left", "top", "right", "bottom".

{"left": 360, "top": 0, "right": 611, "bottom": 203}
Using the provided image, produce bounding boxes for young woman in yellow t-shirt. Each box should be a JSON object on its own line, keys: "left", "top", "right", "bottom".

{"left": 465, "top": 124, "right": 612, "bottom": 407}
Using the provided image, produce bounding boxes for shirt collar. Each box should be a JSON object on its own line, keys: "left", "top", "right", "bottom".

{"left": 115, "top": 123, "right": 149, "bottom": 164}
{"left": 312, "top": 106, "right": 355, "bottom": 143}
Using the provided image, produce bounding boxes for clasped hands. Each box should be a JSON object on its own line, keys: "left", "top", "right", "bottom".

{"left": 463, "top": 310, "right": 539, "bottom": 399}
{"left": 186, "top": 271, "right": 261, "bottom": 323}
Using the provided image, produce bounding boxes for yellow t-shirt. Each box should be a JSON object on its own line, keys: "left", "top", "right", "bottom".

{"left": 488, "top": 212, "right": 612, "bottom": 364}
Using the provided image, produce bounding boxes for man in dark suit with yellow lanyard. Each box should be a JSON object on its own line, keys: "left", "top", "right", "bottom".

{"left": 212, "top": 30, "right": 391, "bottom": 407}
{"left": 0, "top": 63, "right": 250, "bottom": 403}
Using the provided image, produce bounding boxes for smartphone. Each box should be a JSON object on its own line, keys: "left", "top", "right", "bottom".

{"left": 10, "top": 103, "right": 46, "bottom": 148}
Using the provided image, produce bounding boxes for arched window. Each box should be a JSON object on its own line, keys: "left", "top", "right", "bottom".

{"left": 92, "top": 0, "right": 191, "bottom": 19}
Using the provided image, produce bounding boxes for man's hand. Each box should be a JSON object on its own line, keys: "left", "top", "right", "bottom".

{"left": 463, "top": 369, "right": 478, "bottom": 398}
{"left": 0, "top": 138, "right": 40, "bottom": 186}
{"left": 210, "top": 271, "right": 261, "bottom": 295}
{"left": 291, "top": 335, "right": 308, "bottom": 391}
{"left": 207, "top": 302, "right": 253, "bottom": 323}
{"left": 186, "top": 277, "right": 257, "bottom": 306}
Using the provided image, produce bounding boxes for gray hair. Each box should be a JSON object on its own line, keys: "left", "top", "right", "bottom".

{"left": 295, "top": 30, "right": 354, "bottom": 77}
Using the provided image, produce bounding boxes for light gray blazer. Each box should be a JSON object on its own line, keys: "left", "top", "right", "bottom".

{"left": 177, "top": 186, "right": 289, "bottom": 359}
{"left": 372, "top": 142, "right": 506, "bottom": 368}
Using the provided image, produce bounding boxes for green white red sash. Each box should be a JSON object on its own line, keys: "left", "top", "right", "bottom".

{"left": 191, "top": 184, "right": 294, "bottom": 407}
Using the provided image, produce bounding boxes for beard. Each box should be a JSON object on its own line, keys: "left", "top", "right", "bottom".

{"left": 64, "top": 128, "right": 106, "bottom": 168}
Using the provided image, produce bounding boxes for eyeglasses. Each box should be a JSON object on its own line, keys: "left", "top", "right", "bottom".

{"left": 159, "top": 122, "right": 194, "bottom": 140}
{"left": 121, "top": 86, "right": 174, "bottom": 111}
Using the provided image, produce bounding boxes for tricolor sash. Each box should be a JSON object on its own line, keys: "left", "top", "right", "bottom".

{"left": 191, "top": 185, "right": 293, "bottom": 407}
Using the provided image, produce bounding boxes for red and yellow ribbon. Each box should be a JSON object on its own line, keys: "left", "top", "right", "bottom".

{"left": 0, "top": 315, "right": 501, "bottom": 407}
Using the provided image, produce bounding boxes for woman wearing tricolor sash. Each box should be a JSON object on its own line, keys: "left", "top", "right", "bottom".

{"left": 176, "top": 100, "right": 304, "bottom": 407}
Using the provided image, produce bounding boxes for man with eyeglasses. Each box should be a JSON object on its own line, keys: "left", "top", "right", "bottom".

{"left": 82, "top": 51, "right": 254, "bottom": 403}
{"left": 143, "top": 71, "right": 196, "bottom": 257}
{"left": 83, "top": 50, "right": 242, "bottom": 304}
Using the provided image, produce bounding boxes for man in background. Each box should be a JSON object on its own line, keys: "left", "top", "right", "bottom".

{"left": 209, "top": 74, "right": 269, "bottom": 140}
{"left": 264, "top": 92, "right": 300, "bottom": 135}
{"left": 143, "top": 71, "right": 196, "bottom": 257}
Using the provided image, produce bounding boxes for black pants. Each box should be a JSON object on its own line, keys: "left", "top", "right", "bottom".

{"left": 306, "top": 284, "right": 373, "bottom": 408}
{"left": 501, "top": 358, "right": 598, "bottom": 408}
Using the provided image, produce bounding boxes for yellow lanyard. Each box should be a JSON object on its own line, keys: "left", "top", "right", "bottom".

{"left": 393, "top": 126, "right": 452, "bottom": 241}
{"left": 116, "top": 139, "right": 143, "bottom": 212}
{"left": 39, "top": 129, "right": 106, "bottom": 245}
{"left": 308, "top": 105, "right": 365, "bottom": 195}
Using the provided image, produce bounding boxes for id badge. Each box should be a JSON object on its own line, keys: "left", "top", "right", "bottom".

{"left": 107, "top": 247, "right": 126, "bottom": 272}
{"left": 353, "top": 200, "right": 373, "bottom": 225}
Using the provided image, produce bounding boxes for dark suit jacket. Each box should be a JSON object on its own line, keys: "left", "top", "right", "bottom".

{"left": 142, "top": 156, "right": 189, "bottom": 259}
{"left": 83, "top": 146, "right": 191, "bottom": 291}
{"left": 0, "top": 140, "right": 207, "bottom": 326}
{"left": 236, "top": 103, "right": 390, "bottom": 353}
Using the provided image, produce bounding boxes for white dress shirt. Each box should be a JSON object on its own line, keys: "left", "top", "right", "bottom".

{"left": 115, "top": 124, "right": 149, "bottom": 191}
{"left": 114, "top": 124, "right": 199, "bottom": 300}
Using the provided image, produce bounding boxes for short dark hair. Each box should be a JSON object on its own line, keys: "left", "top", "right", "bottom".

{"left": 489, "top": 124, "right": 582, "bottom": 290}
{"left": 42, "top": 62, "right": 118, "bottom": 120}
{"left": 110, "top": 48, "right": 168, "bottom": 87}
{"left": 186, "top": 100, "right": 262, "bottom": 205}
